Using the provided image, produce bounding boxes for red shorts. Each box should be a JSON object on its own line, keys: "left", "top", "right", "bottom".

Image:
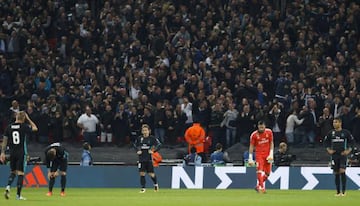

{"left": 256, "top": 155, "right": 271, "bottom": 174}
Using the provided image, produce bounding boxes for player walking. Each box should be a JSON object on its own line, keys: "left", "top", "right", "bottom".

{"left": 134, "top": 124, "right": 161, "bottom": 193}
{"left": 323, "top": 117, "right": 354, "bottom": 196}
{"left": 44, "top": 142, "right": 69, "bottom": 197}
{"left": 248, "top": 120, "right": 274, "bottom": 193}
{"left": 1, "top": 111, "right": 38, "bottom": 200}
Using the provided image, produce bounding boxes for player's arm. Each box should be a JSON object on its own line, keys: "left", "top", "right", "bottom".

{"left": 248, "top": 144, "right": 255, "bottom": 166}
{"left": 133, "top": 137, "right": 142, "bottom": 155}
{"left": 324, "top": 134, "right": 335, "bottom": 154}
{"left": 267, "top": 139, "right": 274, "bottom": 162}
{"left": 25, "top": 112, "right": 38, "bottom": 132}
{"left": 152, "top": 137, "right": 162, "bottom": 153}
{"left": 0, "top": 136, "right": 8, "bottom": 163}
{"left": 341, "top": 131, "right": 355, "bottom": 156}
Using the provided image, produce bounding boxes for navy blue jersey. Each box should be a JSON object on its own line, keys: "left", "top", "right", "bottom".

{"left": 44, "top": 143, "right": 69, "bottom": 168}
{"left": 134, "top": 135, "right": 161, "bottom": 162}
{"left": 324, "top": 129, "right": 354, "bottom": 155}
{"left": 4, "top": 123, "right": 31, "bottom": 155}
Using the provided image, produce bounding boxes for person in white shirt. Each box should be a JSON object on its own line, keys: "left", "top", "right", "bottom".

{"left": 285, "top": 109, "right": 304, "bottom": 144}
{"left": 77, "top": 106, "right": 99, "bottom": 147}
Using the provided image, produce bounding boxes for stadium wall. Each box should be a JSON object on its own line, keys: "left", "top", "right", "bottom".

{"left": 0, "top": 165, "right": 359, "bottom": 190}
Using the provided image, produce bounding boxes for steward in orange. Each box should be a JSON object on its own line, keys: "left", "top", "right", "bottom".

{"left": 184, "top": 122, "right": 205, "bottom": 156}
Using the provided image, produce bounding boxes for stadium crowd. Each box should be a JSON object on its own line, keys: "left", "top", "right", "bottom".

{"left": 0, "top": 0, "right": 359, "bottom": 155}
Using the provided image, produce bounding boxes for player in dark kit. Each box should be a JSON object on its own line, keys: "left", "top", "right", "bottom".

{"left": 134, "top": 124, "right": 161, "bottom": 193}
{"left": 44, "top": 142, "right": 69, "bottom": 197}
{"left": 323, "top": 117, "right": 354, "bottom": 197}
{"left": 1, "top": 111, "right": 38, "bottom": 200}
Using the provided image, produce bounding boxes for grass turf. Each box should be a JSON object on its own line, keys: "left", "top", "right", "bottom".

{"left": 0, "top": 188, "right": 358, "bottom": 206}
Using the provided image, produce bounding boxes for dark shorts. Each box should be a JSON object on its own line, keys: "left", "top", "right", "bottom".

{"left": 331, "top": 155, "right": 347, "bottom": 172}
{"left": 50, "top": 158, "right": 68, "bottom": 172}
{"left": 138, "top": 161, "right": 154, "bottom": 173}
{"left": 9, "top": 152, "right": 27, "bottom": 172}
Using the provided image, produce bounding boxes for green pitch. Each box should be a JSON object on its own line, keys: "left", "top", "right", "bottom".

{"left": 0, "top": 188, "right": 358, "bottom": 206}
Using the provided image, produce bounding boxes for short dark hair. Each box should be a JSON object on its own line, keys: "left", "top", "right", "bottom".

{"left": 333, "top": 116, "right": 342, "bottom": 122}
{"left": 83, "top": 142, "right": 91, "bottom": 150}
{"left": 215, "top": 143, "right": 223, "bottom": 150}
{"left": 257, "top": 120, "right": 266, "bottom": 125}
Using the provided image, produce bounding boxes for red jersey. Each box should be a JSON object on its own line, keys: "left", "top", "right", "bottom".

{"left": 250, "top": 128, "right": 273, "bottom": 157}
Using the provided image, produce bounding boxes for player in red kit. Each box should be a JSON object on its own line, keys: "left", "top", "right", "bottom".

{"left": 248, "top": 121, "right": 274, "bottom": 193}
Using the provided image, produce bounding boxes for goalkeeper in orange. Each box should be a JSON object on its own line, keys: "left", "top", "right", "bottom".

{"left": 247, "top": 120, "right": 274, "bottom": 193}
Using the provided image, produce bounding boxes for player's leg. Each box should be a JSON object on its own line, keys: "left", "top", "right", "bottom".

{"left": 262, "top": 161, "right": 272, "bottom": 190}
{"left": 339, "top": 156, "right": 347, "bottom": 196}
{"left": 59, "top": 171, "right": 67, "bottom": 196}
{"left": 256, "top": 157, "right": 266, "bottom": 192}
{"left": 15, "top": 154, "right": 26, "bottom": 200}
{"left": 47, "top": 162, "right": 59, "bottom": 196}
{"left": 138, "top": 162, "right": 146, "bottom": 193}
{"left": 4, "top": 155, "right": 17, "bottom": 199}
{"left": 147, "top": 163, "right": 159, "bottom": 192}
{"left": 59, "top": 159, "right": 68, "bottom": 196}
{"left": 4, "top": 154, "right": 18, "bottom": 199}
{"left": 15, "top": 171, "right": 25, "bottom": 200}
{"left": 332, "top": 158, "right": 341, "bottom": 196}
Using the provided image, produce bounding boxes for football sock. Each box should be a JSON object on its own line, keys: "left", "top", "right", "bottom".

{"left": 335, "top": 174, "right": 340, "bottom": 194}
{"left": 140, "top": 176, "right": 146, "bottom": 188}
{"left": 340, "top": 173, "right": 346, "bottom": 194}
{"left": 257, "top": 173, "right": 264, "bottom": 189}
{"left": 7, "top": 173, "right": 16, "bottom": 186}
{"left": 17, "top": 175, "right": 24, "bottom": 196}
{"left": 61, "top": 175, "right": 66, "bottom": 192}
{"left": 151, "top": 175, "right": 158, "bottom": 184}
{"left": 263, "top": 174, "right": 268, "bottom": 182}
{"left": 49, "top": 177, "right": 55, "bottom": 192}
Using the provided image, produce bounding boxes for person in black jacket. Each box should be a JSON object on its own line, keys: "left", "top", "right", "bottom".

{"left": 274, "top": 142, "right": 296, "bottom": 166}
{"left": 44, "top": 143, "right": 69, "bottom": 197}
{"left": 133, "top": 124, "right": 161, "bottom": 193}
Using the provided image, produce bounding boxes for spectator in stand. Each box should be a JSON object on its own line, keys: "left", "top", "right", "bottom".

{"left": 221, "top": 103, "right": 238, "bottom": 149}
{"left": 285, "top": 109, "right": 304, "bottom": 145}
{"left": 164, "top": 109, "right": 176, "bottom": 145}
{"left": 38, "top": 105, "right": 51, "bottom": 144}
{"left": 267, "top": 102, "right": 286, "bottom": 145}
{"left": 77, "top": 106, "right": 99, "bottom": 147}
{"left": 113, "top": 103, "right": 129, "bottom": 147}
{"left": 173, "top": 104, "right": 187, "bottom": 144}
{"left": 153, "top": 101, "right": 166, "bottom": 143}
{"left": 318, "top": 107, "right": 334, "bottom": 142}
{"left": 237, "top": 104, "right": 256, "bottom": 146}
{"left": 181, "top": 96, "right": 193, "bottom": 130}
{"left": 99, "top": 104, "right": 114, "bottom": 146}
{"left": 208, "top": 102, "right": 225, "bottom": 150}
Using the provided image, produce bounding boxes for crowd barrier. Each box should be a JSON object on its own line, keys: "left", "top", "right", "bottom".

{"left": 0, "top": 165, "right": 359, "bottom": 190}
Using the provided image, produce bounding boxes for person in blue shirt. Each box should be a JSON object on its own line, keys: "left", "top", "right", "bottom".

{"left": 184, "top": 147, "right": 202, "bottom": 166}
{"left": 80, "top": 142, "right": 93, "bottom": 166}
{"left": 210, "top": 143, "right": 225, "bottom": 166}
